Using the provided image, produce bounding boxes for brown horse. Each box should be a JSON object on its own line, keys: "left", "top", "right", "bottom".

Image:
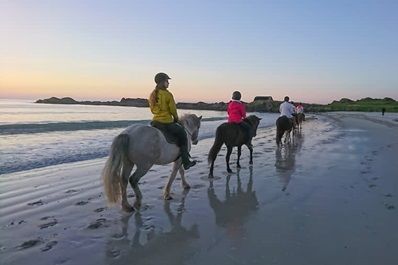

{"left": 294, "top": 113, "right": 305, "bottom": 130}
{"left": 208, "top": 115, "right": 261, "bottom": 178}
{"left": 276, "top": 116, "right": 293, "bottom": 146}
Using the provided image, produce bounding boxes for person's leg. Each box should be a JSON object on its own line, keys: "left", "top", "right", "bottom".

{"left": 167, "top": 123, "right": 196, "bottom": 170}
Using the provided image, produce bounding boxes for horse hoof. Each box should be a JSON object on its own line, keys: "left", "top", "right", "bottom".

{"left": 133, "top": 202, "right": 141, "bottom": 210}
{"left": 237, "top": 164, "right": 241, "bottom": 168}
{"left": 183, "top": 184, "right": 191, "bottom": 190}
{"left": 227, "top": 169, "right": 233, "bottom": 173}
{"left": 122, "top": 205, "right": 134, "bottom": 212}
{"left": 208, "top": 174, "right": 214, "bottom": 178}
{"left": 249, "top": 161, "right": 253, "bottom": 165}
{"left": 164, "top": 194, "right": 173, "bottom": 200}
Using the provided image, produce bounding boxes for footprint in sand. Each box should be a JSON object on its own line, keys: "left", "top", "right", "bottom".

{"left": 191, "top": 183, "right": 206, "bottom": 189}
{"left": 28, "top": 200, "right": 44, "bottom": 206}
{"left": 41, "top": 241, "right": 58, "bottom": 252}
{"left": 40, "top": 216, "right": 55, "bottom": 220}
{"left": 94, "top": 207, "right": 106, "bottom": 213}
{"left": 75, "top": 201, "right": 88, "bottom": 206}
{"left": 39, "top": 219, "right": 58, "bottom": 229}
{"left": 17, "top": 239, "right": 43, "bottom": 250}
{"left": 368, "top": 184, "right": 377, "bottom": 188}
{"left": 65, "top": 189, "right": 78, "bottom": 194}
{"left": 87, "top": 218, "right": 108, "bottom": 229}
{"left": 384, "top": 204, "right": 395, "bottom": 210}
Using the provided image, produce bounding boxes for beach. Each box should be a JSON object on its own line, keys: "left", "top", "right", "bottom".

{"left": 1, "top": 112, "right": 398, "bottom": 265}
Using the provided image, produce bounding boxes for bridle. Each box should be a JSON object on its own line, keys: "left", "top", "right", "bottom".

{"left": 181, "top": 121, "right": 198, "bottom": 143}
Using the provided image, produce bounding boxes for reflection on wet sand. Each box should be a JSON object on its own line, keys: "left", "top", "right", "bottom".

{"left": 275, "top": 130, "right": 304, "bottom": 191}
{"left": 207, "top": 167, "right": 258, "bottom": 241}
{"left": 105, "top": 190, "right": 199, "bottom": 265}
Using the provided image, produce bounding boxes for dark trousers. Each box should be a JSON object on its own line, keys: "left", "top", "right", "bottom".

{"left": 150, "top": 121, "right": 188, "bottom": 148}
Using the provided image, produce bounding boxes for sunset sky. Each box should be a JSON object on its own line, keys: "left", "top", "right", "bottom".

{"left": 1, "top": 0, "right": 397, "bottom": 104}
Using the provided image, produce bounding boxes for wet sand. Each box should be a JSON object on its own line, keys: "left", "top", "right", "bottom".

{"left": 1, "top": 113, "right": 397, "bottom": 265}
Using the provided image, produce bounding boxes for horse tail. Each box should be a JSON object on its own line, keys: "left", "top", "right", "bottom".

{"left": 208, "top": 126, "right": 224, "bottom": 164}
{"left": 102, "top": 133, "right": 130, "bottom": 204}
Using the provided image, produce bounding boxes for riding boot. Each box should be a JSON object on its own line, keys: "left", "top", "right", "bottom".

{"left": 180, "top": 146, "right": 196, "bottom": 170}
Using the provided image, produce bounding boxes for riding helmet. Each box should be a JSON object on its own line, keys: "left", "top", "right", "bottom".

{"left": 154, "top": 72, "right": 171, "bottom": 84}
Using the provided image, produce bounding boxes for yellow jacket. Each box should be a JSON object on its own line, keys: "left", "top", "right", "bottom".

{"left": 149, "top": 89, "right": 178, "bottom": 123}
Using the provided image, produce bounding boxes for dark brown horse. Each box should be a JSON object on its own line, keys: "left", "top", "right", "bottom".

{"left": 208, "top": 115, "right": 261, "bottom": 178}
{"left": 276, "top": 116, "right": 293, "bottom": 146}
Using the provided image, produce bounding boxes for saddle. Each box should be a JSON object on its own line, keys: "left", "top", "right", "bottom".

{"left": 150, "top": 121, "right": 179, "bottom": 145}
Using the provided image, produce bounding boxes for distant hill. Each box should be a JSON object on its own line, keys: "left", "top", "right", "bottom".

{"left": 324, "top": 97, "right": 398, "bottom": 112}
{"left": 35, "top": 96, "right": 398, "bottom": 113}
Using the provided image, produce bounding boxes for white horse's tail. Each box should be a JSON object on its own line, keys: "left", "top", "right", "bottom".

{"left": 102, "top": 134, "right": 130, "bottom": 204}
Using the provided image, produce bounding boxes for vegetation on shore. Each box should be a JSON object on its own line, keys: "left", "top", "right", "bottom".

{"left": 36, "top": 96, "right": 398, "bottom": 113}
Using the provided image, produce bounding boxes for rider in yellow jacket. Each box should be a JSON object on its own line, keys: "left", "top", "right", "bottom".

{"left": 148, "top": 73, "right": 196, "bottom": 170}
{"left": 149, "top": 88, "right": 178, "bottom": 123}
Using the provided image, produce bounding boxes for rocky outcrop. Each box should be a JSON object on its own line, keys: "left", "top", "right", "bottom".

{"left": 36, "top": 97, "right": 78, "bottom": 104}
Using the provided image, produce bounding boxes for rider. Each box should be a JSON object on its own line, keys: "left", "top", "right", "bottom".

{"left": 279, "top": 96, "right": 296, "bottom": 126}
{"left": 148, "top": 72, "right": 196, "bottom": 170}
{"left": 227, "top": 91, "right": 252, "bottom": 146}
{"left": 296, "top": 102, "right": 304, "bottom": 114}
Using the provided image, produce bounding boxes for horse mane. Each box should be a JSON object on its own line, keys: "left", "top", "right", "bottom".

{"left": 179, "top": 114, "right": 192, "bottom": 121}
{"left": 243, "top": 115, "right": 259, "bottom": 127}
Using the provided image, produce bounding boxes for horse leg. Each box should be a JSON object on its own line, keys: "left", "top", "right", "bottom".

{"left": 209, "top": 160, "right": 216, "bottom": 178}
{"left": 179, "top": 162, "right": 191, "bottom": 190}
{"left": 121, "top": 162, "right": 134, "bottom": 212}
{"left": 129, "top": 165, "right": 150, "bottom": 209}
{"left": 237, "top": 146, "right": 242, "bottom": 168}
{"left": 164, "top": 160, "right": 181, "bottom": 200}
{"left": 226, "top": 146, "right": 233, "bottom": 173}
{"left": 247, "top": 143, "right": 254, "bottom": 165}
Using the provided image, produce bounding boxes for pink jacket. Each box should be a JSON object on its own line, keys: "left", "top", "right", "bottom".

{"left": 227, "top": 100, "right": 246, "bottom": 123}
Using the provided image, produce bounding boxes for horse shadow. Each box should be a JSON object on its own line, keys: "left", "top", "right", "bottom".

{"left": 105, "top": 190, "right": 199, "bottom": 265}
{"left": 207, "top": 167, "right": 258, "bottom": 240}
{"left": 274, "top": 130, "right": 304, "bottom": 191}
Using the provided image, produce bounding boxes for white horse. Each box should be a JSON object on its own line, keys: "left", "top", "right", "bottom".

{"left": 102, "top": 114, "right": 202, "bottom": 212}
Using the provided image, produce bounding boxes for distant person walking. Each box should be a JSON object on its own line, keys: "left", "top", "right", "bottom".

{"left": 227, "top": 91, "right": 252, "bottom": 146}
{"left": 148, "top": 72, "right": 196, "bottom": 170}
{"left": 382, "top": 107, "right": 386, "bottom": 116}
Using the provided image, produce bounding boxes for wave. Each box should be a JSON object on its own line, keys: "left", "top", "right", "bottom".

{"left": 0, "top": 117, "right": 226, "bottom": 135}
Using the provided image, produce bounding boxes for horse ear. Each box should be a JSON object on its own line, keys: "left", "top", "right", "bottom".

{"left": 199, "top": 115, "right": 202, "bottom": 120}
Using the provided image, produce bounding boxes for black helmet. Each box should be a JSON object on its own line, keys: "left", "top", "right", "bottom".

{"left": 232, "top": 91, "right": 241, "bottom": 100}
{"left": 154, "top": 72, "right": 171, "bottom": 84}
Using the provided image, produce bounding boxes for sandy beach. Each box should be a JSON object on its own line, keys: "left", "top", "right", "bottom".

{"left": 1, "top": 112, "right": 397, "bottom": 265}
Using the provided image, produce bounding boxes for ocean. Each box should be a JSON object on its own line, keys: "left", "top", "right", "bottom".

{"left": 0, "top": 99, "right": 279, "bottom": 175}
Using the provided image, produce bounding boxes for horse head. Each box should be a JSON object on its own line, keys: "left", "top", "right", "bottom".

{"left": 179, "top": 114, "right": 202, "bottom": 145}
{"left": 244, "top": 115, "right": 262, "bottom": 137}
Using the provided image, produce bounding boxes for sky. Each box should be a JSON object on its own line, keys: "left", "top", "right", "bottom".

{"left": 0, "top": 0, "right": 397, "bottom": 104}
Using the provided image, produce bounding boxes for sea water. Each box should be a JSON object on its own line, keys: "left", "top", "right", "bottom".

{"left": 0, "top": 99, "right": 279, "bottom": 174}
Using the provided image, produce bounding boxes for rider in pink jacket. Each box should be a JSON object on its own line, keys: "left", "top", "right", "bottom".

{"left": 227, "top": 96, "right": 246, "bottom": 123}
{"left": 227, "top": 91, "right": 252, "bottom": 146}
